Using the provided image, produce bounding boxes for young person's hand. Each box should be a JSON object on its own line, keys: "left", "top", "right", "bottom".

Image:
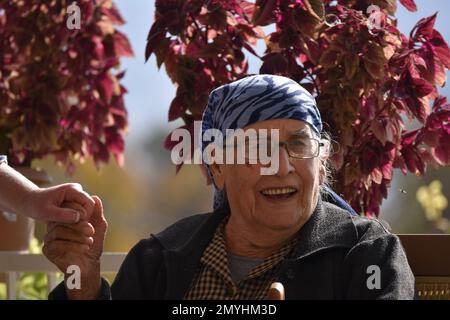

{"left": 25, "top": 183, "right": 95, "bottom": 223}
{"left": 0, "top": 163, "right": 94, "bottom": 223}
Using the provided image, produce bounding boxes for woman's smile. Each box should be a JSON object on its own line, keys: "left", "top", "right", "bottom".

{"left": 259, "top": 186, "right": 298, "bottom": 204}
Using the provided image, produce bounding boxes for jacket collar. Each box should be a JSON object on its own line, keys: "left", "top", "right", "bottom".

{"left": 152, "top": 207, "right": 227, "bottom": 256}
{"left": 289, "top": 197, "right": 358, "bottom": 260}
{"left": 152, "top": 207, "right": 228, "bottom": 299}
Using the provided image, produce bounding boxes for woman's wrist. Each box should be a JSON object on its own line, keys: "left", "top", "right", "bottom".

{"left": 65, "top": 262, "right": 102, "bottom": 300}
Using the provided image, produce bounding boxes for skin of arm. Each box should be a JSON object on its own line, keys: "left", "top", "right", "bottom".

{"left": 0, "top": 162, "right": 94, "bottom": 223}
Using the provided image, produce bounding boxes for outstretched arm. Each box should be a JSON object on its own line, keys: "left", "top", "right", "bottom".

{"left": 0, "top": 157, "right": 94, "bottom": 223}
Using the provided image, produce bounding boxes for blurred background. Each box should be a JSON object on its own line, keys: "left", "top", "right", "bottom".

{"left": 30, "top": 0, "right": 450, "bottom": 252}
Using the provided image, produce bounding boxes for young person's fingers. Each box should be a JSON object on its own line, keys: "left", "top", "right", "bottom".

{"left": 60, "top": 184, "right": 95, "bottom": 220}
{"left": 42, "top": 206, "right": 81, "bottom": 224}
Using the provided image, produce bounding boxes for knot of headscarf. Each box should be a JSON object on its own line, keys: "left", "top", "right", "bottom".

{"left": 201, "top": 74, "right": 357, "bottom": 216}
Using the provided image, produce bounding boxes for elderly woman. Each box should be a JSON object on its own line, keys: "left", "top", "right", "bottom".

{"left": 44, "top": 75, "right": 415, "bottom": 300}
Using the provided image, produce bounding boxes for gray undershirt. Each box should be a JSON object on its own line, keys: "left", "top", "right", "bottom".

{"left": 228, "top": 253, "right": 265, "bottom": 283}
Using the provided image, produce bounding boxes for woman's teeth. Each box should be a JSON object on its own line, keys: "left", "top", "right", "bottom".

{"left": 261, "top": 187, "right": 297, "bottom": 196}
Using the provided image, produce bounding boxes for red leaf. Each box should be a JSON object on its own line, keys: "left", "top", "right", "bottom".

{"left": 164, "top": 125, "right": 188, "bottom": 151}
{"left": 101, "top": 4, "right": 126, "bottom": 25}
{"left": 381, "top": 162, "right": 393, "bottom": 180}
{"left": 92, "top": 36, "right": 105, "bottom": 59}
{"left": 420, "top": 46, "right": 446, "bottom": 87}
{"left": 399, "top": 0, "right": 417, "bottom": 12}
{"left": 361, "top": 96, "right": 377, "bottom": 121}
{"left": 164, "top": 131, "right": 177, "bottom": 151}
{"left": 416, "top": 153, "right": 425, "bottom": 174}
{"left": 115, "top": 153, "right": 125, "bottom": 167}
{"left": 113, "top": 31, "right": 134, "bottom": 57}
{"left": 393, "top": 154, "right": 408, "bottom": 175}
{"left": 371, "top": 118, "right": 392, "bottom": 146}
{"left": 380, "top": 181, "right": 388, "bottom": 199}
{"left": 413, "top": 13, "right": 437, "bottom": 39}
{"left": 105, "top": 128, "right": 125, "bottom": 154}
{"left": 432, "top": 95, "right": 448, "bottom": 109}
{"left": 371, "top": 168, "right": 383, "bottom": 184}
{"left": 260, "top": 53, "right": 288, "bottom": 74}
{"left": 402, "top": 130, "right": 419, "bottom": 146}
{"left": 411, "top": 78, "right": 434, "bottom": 98}
{"left": 401, "top": 147, "right": 417, "bottom": 173}
{"left": 92, "top": 141, "right": 110, "bottom": 165}
{"left": 168, "top": 95, "right": 185, "bottom": 121}
{"left": 253, "top": 0, "right": 277, "bottom": 26}
{"left": 145, "top": 20, "right": 166, "bottom": 62}
{"left": 427, "top": 30, "right": 450, "bottom": 69}
{"left": 243, "top": 42, "right": 260, "bottom": 58}
{"left": 434, "top": 45, "right": 450, "bottom": 69}
{"left": 99, "top": 74, "right": 114, "bottom": 103}
{"left": 408, "top": 54, "right": 425, "bottom": 78}
{"left": 116, "top": 70, "right": 126, "bottom": 79}
{"left": 361, "top": 148, "right": 379, "bottom": 175}
{"left": 434, "top": 134, "right": 450, "bottom": 165}
{"left": 175, "top": 163, "right": 183, "bottom": 174}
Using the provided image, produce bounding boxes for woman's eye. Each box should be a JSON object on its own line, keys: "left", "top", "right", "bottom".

{"left": 291, "top": 140, "right": 305, "bottom": 146}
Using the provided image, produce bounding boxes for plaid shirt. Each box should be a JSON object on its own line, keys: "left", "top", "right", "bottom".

{"left": 184, "top": 218, "right": 297, "bottom": 300}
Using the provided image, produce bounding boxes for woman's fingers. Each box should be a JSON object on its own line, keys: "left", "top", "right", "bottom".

{"left": 44, "top": 224, "right": 94, "bottom": 246}
{"left": 43, "top": 196, "right": 106, "bottom": 284}
{"left": 89, "top": 196, "right": 108, "bottom": 256}
{"left": 90, "top": 196, "right": 108, "bottom": 233}
{"left": 47, "top": 220, "right": 95, "bottom": 237}
{"left": 42, "top": 239, "right": 91, "bottom": 262}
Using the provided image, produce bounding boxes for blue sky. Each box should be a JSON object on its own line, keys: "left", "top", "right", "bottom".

{"left": 114, "top": 0, "right": 450, "bottom": 145}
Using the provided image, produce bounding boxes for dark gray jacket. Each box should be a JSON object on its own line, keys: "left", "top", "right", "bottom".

{"left": 49, "top": 198, "right": 415, "bottom": 300}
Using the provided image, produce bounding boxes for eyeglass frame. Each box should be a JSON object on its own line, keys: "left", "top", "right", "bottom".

{"left": 228, "top": 137, "right": 327, "bottom": 161}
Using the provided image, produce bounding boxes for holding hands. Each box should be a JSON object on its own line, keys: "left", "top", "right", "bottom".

{"left": 0, "top": 162, "right": 108, "bottom": 299}
{"left": 43, "top": 197, "right": 108, "bottom": 299}
{"left": 0, "top": 162, "right": 94, "bottom": 223}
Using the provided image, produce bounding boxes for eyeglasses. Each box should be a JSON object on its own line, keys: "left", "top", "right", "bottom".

{"left": 230, "top": 137, "right": 326, "bottom": 162}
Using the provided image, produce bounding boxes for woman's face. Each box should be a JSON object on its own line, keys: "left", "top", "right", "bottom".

{"left": 211, "top": 119, "right": 325, "bottom": 233}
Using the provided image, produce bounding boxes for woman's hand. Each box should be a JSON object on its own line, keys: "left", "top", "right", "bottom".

{"left": 43, "top": 196, "right": 108, "bottom": 299}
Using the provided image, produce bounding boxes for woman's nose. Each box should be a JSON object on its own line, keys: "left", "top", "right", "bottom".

{"left": 275, "top": 146, "right": 295, "bottom": 177}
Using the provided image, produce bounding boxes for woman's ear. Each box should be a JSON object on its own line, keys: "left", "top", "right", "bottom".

{"left": 209, "top": 163, "right": 225, "bottom": 190}
{"left": 318, "top": 139, "right": 330, "bottom": 185}
{"left": 319, "top": 162, "right": 326, "bottom": 185}
{"left": 319, "top": 139, "right": 330, "bottom": 158}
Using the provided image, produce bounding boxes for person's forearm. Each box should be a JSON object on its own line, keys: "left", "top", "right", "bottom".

{"left": 0, "top": 163, "right": 39, "bottom": 215}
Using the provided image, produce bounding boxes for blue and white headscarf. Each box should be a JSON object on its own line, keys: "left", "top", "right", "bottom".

{"left": 201, "top": 74, "right": 357, "bottom": 215}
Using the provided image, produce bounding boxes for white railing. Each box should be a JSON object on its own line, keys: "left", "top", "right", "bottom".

{"left": 0, "top": 251, "right": 126, "bottom": 300}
